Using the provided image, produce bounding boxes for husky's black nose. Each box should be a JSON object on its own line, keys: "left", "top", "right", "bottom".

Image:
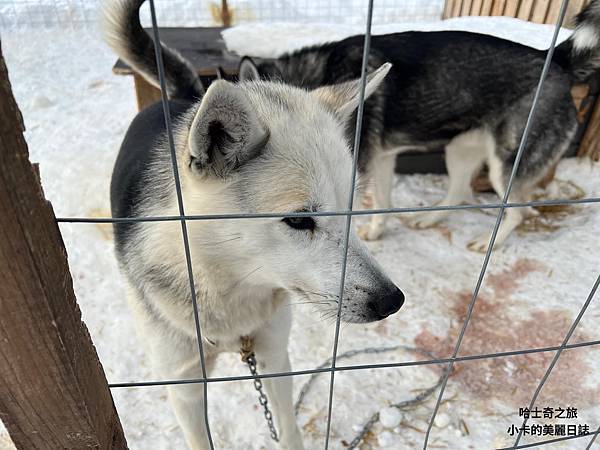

{"left": 368, "top": 287, "right": 405, "bottom": 319}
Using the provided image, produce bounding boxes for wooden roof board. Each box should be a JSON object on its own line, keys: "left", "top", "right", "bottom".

{"left": 112, "top": 27, "right": 241, "bottom": 76}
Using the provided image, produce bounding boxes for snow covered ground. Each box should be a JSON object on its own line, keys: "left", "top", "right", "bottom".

{"left": 2, "top": 13, "right": 600, "bottom": 450}
{"left": 222, "top": 16, "right": 572, "bottom": 58}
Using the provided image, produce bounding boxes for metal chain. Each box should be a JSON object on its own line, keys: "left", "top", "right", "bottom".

{"left": 346, "top": 411, "right": 381, "bottom": 449}
{"left": 245, "top": 352, "right": 279, "bottom": 442}
{"left": 294, "top": 345, "right": 450, "bottom": 450}
{"left": 345, "top": 367, "right": 449, "bottom": 450}
{"left": 241, "top": 342, "right": 447, "bottom": 447}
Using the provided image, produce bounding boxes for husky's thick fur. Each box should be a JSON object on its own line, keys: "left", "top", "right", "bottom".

{"left": 103, "top": 1, "right": 404, "bottom": 449}
{"left": 240, "top": 3, "right": 600, "bottom": 251}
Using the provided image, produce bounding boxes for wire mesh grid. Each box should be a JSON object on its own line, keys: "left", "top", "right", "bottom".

{"left": 0, "top": 0, "right": 444, "bottom": 29}
{"left": 43, "top": 0, "right": 599, "bottom": 448}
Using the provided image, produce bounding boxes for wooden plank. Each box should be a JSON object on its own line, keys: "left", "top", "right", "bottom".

{"left": 0, "top": 46, "right": 128, "bottom": 450}
{"left": 545, "top": 0, "right": 563, "bottom": 25}
{"left": 451, "top": 0, "right": 463, "bottom": 17}
{"left": 579, "top": 98, "right": 600, "bottom": 160}
{"left": 546, "top": 0, "right": 589, "bottom": 28}
{"left": 134, "top": 73, "right": 162, "bottom": 111}
{"left": 210, "top": 0, "right": 232, "bottom": 26}
{"left": 460, "top": 0, "right": 474, "bottom": 16}
{"left": 443, "top": 0, "right": 456, "bottom": 18}
{"left": 517, "top": 0, "right": 534, "bottom": 20}
{"left": 530, "top": 0, "right": 550, "bottom": 23}
{"left": 112, "top": 27, "right": 240, "bottom": 76}
{"left": 571, "top": 84, "right": 591, "bottom": 112}
{"left": 563, "top": 0, "right": 587, "bottom": 28}
{"left": 470, "top": 0, "right": 484, "bottom": 15}
{"left": 481, "top": 0, "right": 494, "bottom": 15}
{"left": 491, "top": 0, "right": 508, "bottom": 15}
{"left": 547, "top": 0, "right": 589, "bottom": 27}
{"left": 504, "top": 0, "right": 521, "bottom": 17}
{"left": 532, "top": 0, "right": 584, "bottom": 24}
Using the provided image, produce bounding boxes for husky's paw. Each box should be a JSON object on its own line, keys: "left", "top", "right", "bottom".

{"left": 279, "top": 441, "right": 305, "bottom": 450}
{"left": 279, "top": 429, "right": 305, "bottom": 450}
{"left": 524, "top": 206, "right": 540, "bottom": 218}
{"left": 358, "top": 223, "right": 384, "bottom": 241}
{"left": 404, "top": 212, "right": 444, "bottom": 230}
{"left": 280, "top": 444, "right": 305, "bottom": 450}
{"left": 467, "top": 235, "right": 492, "bottom": 253}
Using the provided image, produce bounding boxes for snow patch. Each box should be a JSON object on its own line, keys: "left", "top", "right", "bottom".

{"left": 222, "top": 16, "right": 572, "bottom": 58}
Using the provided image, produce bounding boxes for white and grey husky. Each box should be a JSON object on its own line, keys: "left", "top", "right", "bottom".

{"left": 103, "top": 1, "right": 404, "bottom": 449}
{"left": 239, "top": 2, "right": 600, "bottom": 251}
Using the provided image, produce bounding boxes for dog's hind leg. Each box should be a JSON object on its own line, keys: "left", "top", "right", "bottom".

{"left": 358, "top": 152, "right": 396, "bottom": 241}
{"left": 467, "top": 204, "right": 526, "bottom": 252}
{"left": 466, "top": 89, "right": 577, "bottom": 253}
{"left": 405, "top": 129, "right": 489, "bottom": 229}
{"left": 252, "top": 297, "right": 304, "bottom": 450}
{"left": 467, "top": 151, "right": 526, "bottom": 253}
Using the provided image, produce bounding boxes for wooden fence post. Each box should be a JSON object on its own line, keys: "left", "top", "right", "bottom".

{"left": 579, "top": 99, "right": 600, "bottom": 160}
{"left": 443, "top": 0, "right": 590, "bottom": 26}
{"left": 0, "top": 44, "right": 128, "bottom": 449}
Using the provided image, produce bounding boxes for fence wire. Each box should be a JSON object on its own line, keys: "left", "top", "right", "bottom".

{"left": 587, "top": 424, "right": 600, "bottom": 449}
{"left": 512, "top": 274, "right": 600, "bottom": 448}
{"left": 324, "top": 0, "right": 374, "bottom": 448}
{"left": 48, "top": 0, "right": 600, "bottom": 448}
{"left": 497, "top": 428, "right": 600, "bottom": 450}
{"left": 55, "top": 196, "right": 600, "bottom": 223}
{"left": 147, "top": 0, "right": 214, "bottom": 447}
{"left": 108, "top": 337, "right": 600, "bottom": 388}
{"left": 0, "top": 0, "right": 444, "bottom": 29}
{"left": 423, "top": 1, "right": 580, "bottom": 449}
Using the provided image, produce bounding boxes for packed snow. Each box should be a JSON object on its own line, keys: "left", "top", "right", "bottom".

{"left": 222, "top": 16, "right": 572, "bottom": 58}
{"left": 1, "top": 5, "right": 600, "bottom": 450}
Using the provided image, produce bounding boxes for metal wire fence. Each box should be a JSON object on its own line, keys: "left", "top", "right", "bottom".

{"left": 48, "top": 0, "right": 600, "bottom": 448}
{"left": 0, "top": 0, "right": 444, "bottom": 29}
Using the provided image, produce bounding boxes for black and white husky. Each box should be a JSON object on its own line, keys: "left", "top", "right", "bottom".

{"left": 240, "top": 2, "right": 600, "bottom": 251}
{"left": 103, "top": 1, "right": 404, "bottom": 448}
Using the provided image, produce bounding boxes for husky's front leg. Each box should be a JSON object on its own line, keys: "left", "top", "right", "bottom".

{"left": 130, "top": 301, "right": 215, "bottom": 449}
{"left": 358, "top": 152, "right": 395, "bottom": 241}
{"left": 166, "top": 365, "right": 214, "bottom": 450}
{"left": 153, "top": 335, "right": 216, "bottom": 450}
{"left": 253, "top": 301, "right": 304, "bottom": 450}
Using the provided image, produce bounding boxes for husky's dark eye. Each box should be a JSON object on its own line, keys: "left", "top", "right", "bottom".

{"left": 283, "top": 216, "right": 316, "bottom": 231}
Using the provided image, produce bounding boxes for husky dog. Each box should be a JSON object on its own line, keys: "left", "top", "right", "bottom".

{"left": 239, "top": 2, "right": 600, "bottom": 251}
{"left": 103, "top": 1, "right": 404, "bottom": 449}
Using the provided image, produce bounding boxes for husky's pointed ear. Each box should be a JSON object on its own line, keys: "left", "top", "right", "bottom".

{"left": 187, "top": 80, "right": 269, "bottom": 178}
{"left": 312, "top": 62, "right": 392, "bottom": 120}
{"left": 239, "top": 56, "right": 261, "bottom": 81}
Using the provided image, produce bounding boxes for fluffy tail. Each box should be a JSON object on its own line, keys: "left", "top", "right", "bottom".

{"left": 101, "top": 0, "right": 204, "bottom": 101}
{"left": 555, "top": 0, "right": 600, "bottom": 82}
